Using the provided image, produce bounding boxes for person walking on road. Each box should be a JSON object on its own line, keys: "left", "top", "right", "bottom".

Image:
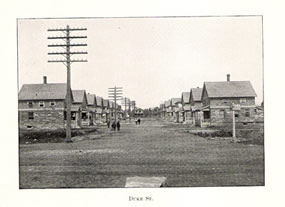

{"left": 111, "top": 120, "right": 116, "bottom": 131}
{"left": 117, "top": 120, "right": 121, "bottom": 131}
{"left": 138, "top": 118, "right": 141, "bottom": 125}
{"left": 107, "top": 119, "right": 110, "bottom": 128}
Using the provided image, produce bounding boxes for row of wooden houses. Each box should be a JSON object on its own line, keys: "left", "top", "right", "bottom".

{"left": 18, "top": 76, "right": 124, "bottom": 130}
{"left": 160, "top": 74, "right": 262, "bottom": 127}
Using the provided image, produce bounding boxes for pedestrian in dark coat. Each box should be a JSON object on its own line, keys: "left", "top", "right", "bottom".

{"left": 111, "top": 120, "right": 116, "bottom": 131}
{"left": 138, "top": 118, "right": 141, "bottom": 125}
{"left": 117, "top": 120, "right": 121, "bottom": 131}
{"left": 107, "top": 119, "right": 110, "bottom": 128}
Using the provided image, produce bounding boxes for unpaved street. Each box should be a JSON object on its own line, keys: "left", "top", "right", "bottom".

{"left": 19, "top": 119, "right": 264, "bottom": 188}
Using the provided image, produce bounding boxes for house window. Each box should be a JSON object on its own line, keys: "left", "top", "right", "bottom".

{"left": 235, "top": 111, "right": 239, "bottom": 118}
{"left": 82, "top": 112, "right": 87, "bottom": 120}
{"left": 245, "top": 110, "right": 250, "bottom": 117}
{"left": 204, "top": 111, "right": 210, "bottom": 119}
{"left": 50, "top": 101, "right": 56, "bottom": 106}
{"left": 240, "top": 98, "right": 246, "bottom": 104}
{"left": 28, "top": 112, "right": 34, "bottom": 120}
{"left": 27, "top": 101, "right": 33, "bottom": 108}
{"left": 39, "top": 101, "right": 45, "bottom": 107}
{"left": 64, "top": 111, "right": 76, "bottom": 120}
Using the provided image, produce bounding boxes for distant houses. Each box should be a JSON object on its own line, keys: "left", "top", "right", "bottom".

{"left": 95, "top": 96, "right": 103, "bottom": 123}
{"left": 86, "top": 93, "right": 96, "bottom": 125}
{"left": 102, "top": 98, "right": 110, "bottom": 122}
{"left": 189, "top": 87, "right": 203, "bottom": 126}
{"left": 181, "top": 92, "right": 191, "bottom": 122}
{"left": 171, "top": 98, "right": 182, "bottom": 122}
{"left": 18, "top": 76, "right": 124, "bottom": 130}
{"left": 164, "top": 100, "right": 172, "bottom": 118}
{"left": 71, "top": 90, "right": 88, "bottom": 128}
{"left": 160, "top": 74, "right": 261, "bottom": 127}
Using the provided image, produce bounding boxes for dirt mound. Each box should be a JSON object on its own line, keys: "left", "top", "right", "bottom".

{"left": 19, "top": 128, "right": 99, "bottom": 144}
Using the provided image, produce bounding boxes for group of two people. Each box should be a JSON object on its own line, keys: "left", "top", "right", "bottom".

{"left": 135, "top": 118, "right": 141, "bottom": 125}
{"left": 107, "top": 119, "right": 120, "bottom": 131}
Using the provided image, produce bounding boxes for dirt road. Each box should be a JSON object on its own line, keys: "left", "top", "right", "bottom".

{"left": 19, "top": 119, "right": 264, "bottom": 188}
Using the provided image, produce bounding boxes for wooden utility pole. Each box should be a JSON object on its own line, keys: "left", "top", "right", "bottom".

{"left": 108, "top": 87, "right": 123, "bottom": 123}
{"left": 48, "top": 25, "right": 87, "bottom": 142}
{"left": 128, "top": 99, "right": 131, "bottom": 121}
{"left": 122, "top": 97, "right": 129, "bottom": 119}
{"left": 131, "top": 101, "right": 136, "bottom": 118}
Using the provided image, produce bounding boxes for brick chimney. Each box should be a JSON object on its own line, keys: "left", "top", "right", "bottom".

{"left": 227, "top": 74, "right": 230, "bottom": 82}
{"left": 43, "top": 76, "right": 47, "bottom": 84}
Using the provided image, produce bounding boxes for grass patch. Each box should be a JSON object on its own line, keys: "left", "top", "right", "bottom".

{"left": 19, "top": 128, "right": 98, "bottom": 144}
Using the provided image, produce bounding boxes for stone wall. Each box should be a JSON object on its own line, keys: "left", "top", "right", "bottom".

{"left": 209, "top": 107, "right": 256, "bottom": 125}
{"left": 19, "top": 109, "right": 65, "bottom": 130}
{"left": 210, "top": 97, "right": 255, "bottom": 107}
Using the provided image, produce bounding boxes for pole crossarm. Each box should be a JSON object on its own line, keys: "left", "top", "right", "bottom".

{"left": 48, "top": 60, "right": 88, "bottom": 63}
{"left": 48, "top": 52, "right": 88, "bottom": 55}
{"left": 48, "top": 36, "right": 87, "bottom": 39}
{"left": 48, "top": 44, "right": 87, "bottom": 47}
{"left": 48, "top": 28, "right": 87, "bottom": 32}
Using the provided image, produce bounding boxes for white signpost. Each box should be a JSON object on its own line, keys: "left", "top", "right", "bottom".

{"left": 232, "top": 104, "right": 241, "bottom": 142}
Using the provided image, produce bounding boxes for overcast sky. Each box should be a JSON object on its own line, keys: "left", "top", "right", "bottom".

{"left": 18, "top": 16, "right": 263, "bottom": 108}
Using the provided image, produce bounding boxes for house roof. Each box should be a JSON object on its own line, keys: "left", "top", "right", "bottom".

{"left": 18, "top": 83, "right": 69, "bottom": 101}
{"left": 86, "top": 94, "right": 96, "bottom": 105}
{"left": 204, "top": 81, "right": 257, "bottom": 98}
{"left": 183, "top": 105, "right": 191, "bottom": 111}
{"left": 72, "top": 90, "right": 86, "bottom": 103}
{"left": 103, "top": 99, "right": 109, "bottom": 107}
{"left": 171, "top": 98, "right": 181, "bottom": 105}
{"left": 96, "top": 96, "right": 103, "bottom": 107}
{"left": 71, "top": 105, "right": 81, "bottom": 112}
{"left": 109, "top": 101, "right": 115, "bottom": 109}
{"left": 181, "top": 92, "right": 190, "bottom": 104}
{"left": 190, "top": 88, "right": 203, "bottom": 101}
{"left": 191, "top": 105, "right": 202, "bottom": 111}
{"left": 164, "top": 100, "right": 171, "bottom": 107}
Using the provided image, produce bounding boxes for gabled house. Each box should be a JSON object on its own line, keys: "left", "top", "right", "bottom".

{"left": 18, "top": 76, "right": 74, "bottom": 130}
{"left": 109, "top": 101, "right": 115, "bottom": 118}
{"left": 72, "top": 90, "right": 88, "bottom": 127}
{"left": 200, "top": 75, "right": 257, "bottom": 127}
{"left": 102, "top": 99, "right": 110, "bottom": 122}
{"left": 171, "top": 98, "right": 182, "bottom": 122}
{"left": 181, "top": 92, "right": 191, "bottom": 122}
{"left": 86, "top": 93, "right": 97, "bottom": 125}
{"left": 164, "top": 100, "right": 172, "bottom": 118}
{"left": 159, "top": 103, "right": 166, "bottom": 118}
{"left": 189, "top": 87, "right": 203, "bottom": 126}
{"left": 95, "top": 96, "right": 103, "bottom": 123}
{"left": 117, "top": 104, "right": 123, "bottom": 119}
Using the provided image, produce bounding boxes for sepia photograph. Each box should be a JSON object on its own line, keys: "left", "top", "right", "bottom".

{"left": 17, "top": 16, "right": 264, "bottom": 189}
